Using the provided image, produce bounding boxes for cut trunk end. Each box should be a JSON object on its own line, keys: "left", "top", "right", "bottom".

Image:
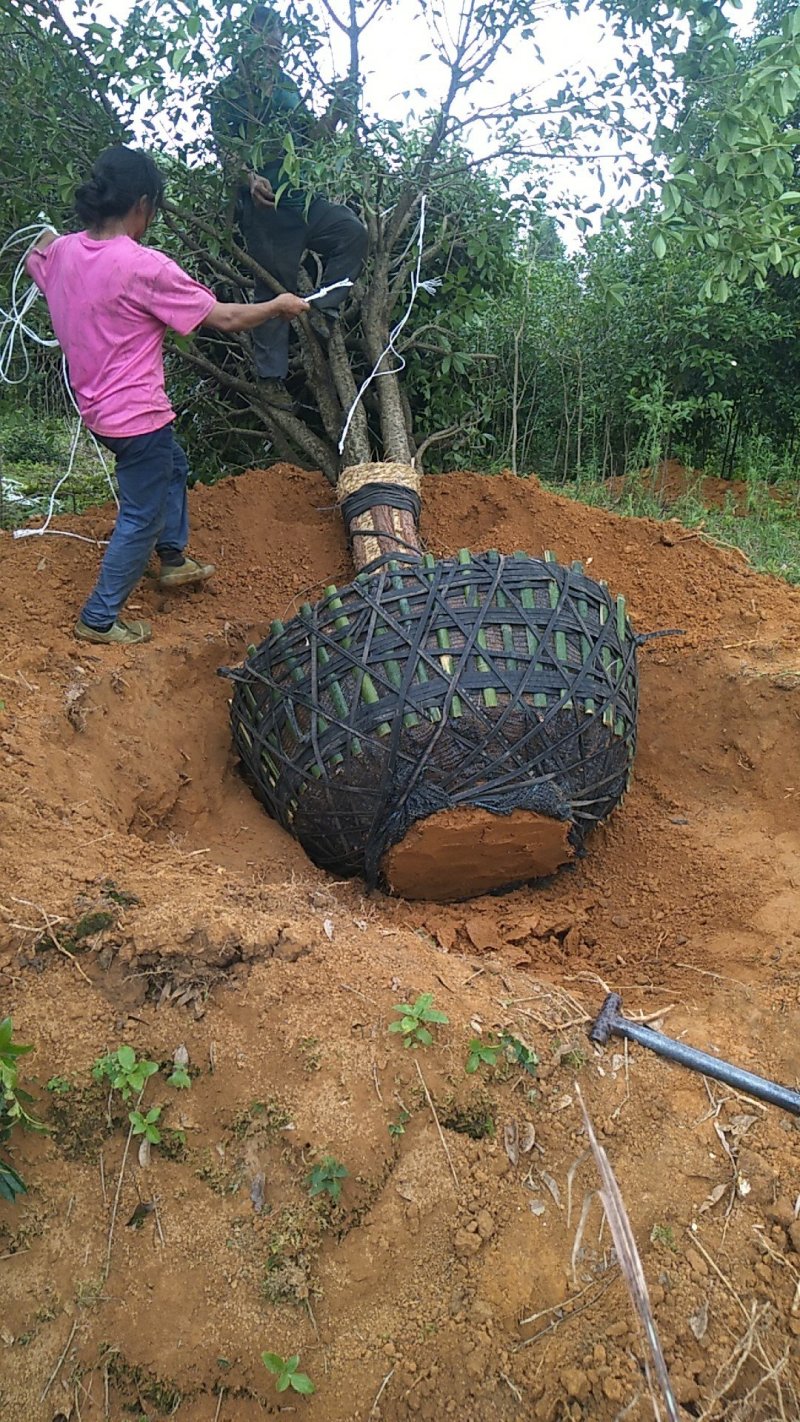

{"left": 381, "top": 806, "right": 574, "bottom": 902}
{"left": 337, "top": 461, "right": 422, "bottom": 572}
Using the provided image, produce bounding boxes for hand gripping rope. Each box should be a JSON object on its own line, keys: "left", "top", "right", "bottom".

{"left": 0, "top": 222, "right": 118, "bottom": 545}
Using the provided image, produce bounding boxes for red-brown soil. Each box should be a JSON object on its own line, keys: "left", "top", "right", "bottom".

{"left": 1, "top": 465, "right": 799, "bottom": 1422}
{"left": 612, "top": 457, "right": 795, "bottom": 512}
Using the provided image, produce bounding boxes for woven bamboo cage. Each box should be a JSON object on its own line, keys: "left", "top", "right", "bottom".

{"left": 220, "top": 464, "right": 639, "bottom": 901}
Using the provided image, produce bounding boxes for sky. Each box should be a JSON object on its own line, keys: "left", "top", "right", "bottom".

{"left": 60, "top": 0, "right": 758, "bottom": 245}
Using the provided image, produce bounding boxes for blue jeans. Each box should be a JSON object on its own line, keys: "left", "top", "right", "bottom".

{"left": 81, "top": 423, "right": 190, "bottom": 630}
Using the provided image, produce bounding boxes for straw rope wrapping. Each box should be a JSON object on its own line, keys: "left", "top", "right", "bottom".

{"left": 220, "top": 551, "right": 639, "bottom": 887}
{"left": 336, "top": 462, "right": 422, "bottom": 570}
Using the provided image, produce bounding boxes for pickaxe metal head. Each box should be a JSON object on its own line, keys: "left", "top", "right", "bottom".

{"left": 589, "top": 992, "right": 624, "bottom": 1045}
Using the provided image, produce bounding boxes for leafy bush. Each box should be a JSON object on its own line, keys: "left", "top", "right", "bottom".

{"left": 0, "top": 1017, "right": 46, "bottom": 1203}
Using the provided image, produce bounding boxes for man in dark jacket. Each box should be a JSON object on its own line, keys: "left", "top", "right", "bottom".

{"left": 212, "top": 5, "right": 367, "bottom": 401}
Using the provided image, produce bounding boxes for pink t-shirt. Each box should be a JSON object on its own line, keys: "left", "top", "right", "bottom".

{"left": 27, "top": 233, "right": 216, "bottom": 438}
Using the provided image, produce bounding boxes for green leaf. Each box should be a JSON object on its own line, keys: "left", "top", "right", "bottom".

{"left": 117, "top": 1045, "right": 136, "bottom": 1071}
{"left": 261, "top": 1352, "right": 284, "bottom": 1376}
{"left": 290, "top": 1373, "right": 315, "bottom": 1395}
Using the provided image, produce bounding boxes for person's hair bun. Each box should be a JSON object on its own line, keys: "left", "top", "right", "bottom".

{"left": 74, "top": 146, "right": 165, "bottom": 228}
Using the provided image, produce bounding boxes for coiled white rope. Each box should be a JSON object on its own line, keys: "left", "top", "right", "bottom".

{"left": 0, "top": 222, "right": 118, "bottom": 544}
{"left": 337, "top": 195, "right": 441, "bottom": 455}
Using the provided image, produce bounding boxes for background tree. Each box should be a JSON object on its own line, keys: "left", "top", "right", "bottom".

{"left": 3, "top": 0, "right": 800, "bottom": 486}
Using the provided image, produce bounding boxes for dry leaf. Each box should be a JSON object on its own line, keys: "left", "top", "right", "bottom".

{"left": 173, "top": 1044, "right": 189, "bottom": 1068}
{"left": 504, "top": 1121, "right": 519, "bottom": 1167}
{"left": 323, "top": 919, "right": 334, "bottom": 940}
{"left": 737, "top": 1175, "right": 752, "bottom": 1198}
{"left": 699, "top": 1183, "right": 728, "bottom": 1213}
{"left": 529, "top": 1200, "right": 546, "bottom": 1217}
{"left": 138, "top": 1137, "right": 151, "bottom": 1169}
{"left": 395, "top": 1180, "right": 416, "bottom": 1203}
{"left": 689, "top": 1299, "right": 709, "bottom": 1341}
{"left": 519, "top": 1122, "right": 536, "bottom": 1154}
{"left": 728, "top": 1114, "right": 758, "bottom": 1139}
{"left": 541, "top": 1171, "right": 562, "bottom": 1208}
{"left": 0, "top": 1327, "right": 14, "bottom": 1346}
{"left": 250, "top": 1172, "right": 266, "bottom": 1213}
{"left": 126, "top": 1200, "right": 154, "bottom": 1229}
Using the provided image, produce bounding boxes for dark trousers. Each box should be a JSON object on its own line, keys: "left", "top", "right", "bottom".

{"left": 81, "top": 424, "right": 189, "bottom": 630}
{"left": 239, "top": 193, "right": 368, "bottom": 378}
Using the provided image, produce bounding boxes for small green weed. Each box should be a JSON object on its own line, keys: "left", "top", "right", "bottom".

{"left": 261, "top": 1351, "right": 315, "bottom": 1396}
{"left": 1, "top": 1017, "right": 47, "bottom": 1203}
{"left": 45, "top": 1076, "right": 72, "bottom": 1095}
{"left": 306, "top": 1156, "right": 348, "bottom": 1203}
{"left": 465, "top": 1036, "right": 501, "bottom": 1074}
{"left": 502, "top": 1032, "right": 538, "bottom": 1076}
{"left": 129, "top": 1107, "right": 162, "bottom": 1145}
{"left": 389, "top": 993, "right": 449, "bottom": 1049}
{"left": 166, "top": 1065, "right": 191, "bottom": 1090}
{"left": 651, "top": 1223, "right": 677, "bottom": 1251}
{"left": 298, "top": 1037, "right": 321, "bottom": 1072}
{"left": 388, "top": 1108, "right": 410, "bottom": 1138}
{"left": 92, "top": 1046, "right": 159, "bottom": 1101}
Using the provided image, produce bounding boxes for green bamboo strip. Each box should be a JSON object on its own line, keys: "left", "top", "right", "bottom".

{"left": 547, "top": 576, "right": 571, "bottom": 708}
{"left": 436, "top": 625, "right": 462, "bottom": 718}
{"left": 577, "top": 595, "right": 595, "bottom": 715}
{"left": 387, "top": 562, "right": 421, "bottom": 729}
{"left": 424, "top": 565, "right": 445, "bottom": 718}
{"left": 598, "top": 603, "right": 615, "bottom": 727}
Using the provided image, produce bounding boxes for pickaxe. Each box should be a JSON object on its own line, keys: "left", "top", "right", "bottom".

{"left": 589, "top": 992, "right": 800, "bottom": 1116}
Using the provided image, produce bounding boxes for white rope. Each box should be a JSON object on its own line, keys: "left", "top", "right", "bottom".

{"left": 0, "top": 221, "right": 118, "bottom": 543}
{"left": 337, "top": 195, "right": 441, "bottom": 456}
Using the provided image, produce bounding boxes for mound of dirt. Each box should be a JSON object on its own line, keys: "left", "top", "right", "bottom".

{"left": 1, "top": 465, "right": 799, "bottom": 1422}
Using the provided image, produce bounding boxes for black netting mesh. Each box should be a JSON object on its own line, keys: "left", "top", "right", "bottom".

{"left": 219, "top": 551, "right": 639, "bottom": 888}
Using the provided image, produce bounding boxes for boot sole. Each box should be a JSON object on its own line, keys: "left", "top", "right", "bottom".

{"left": 157, "top": 568, "right": 215, "bottom": 589}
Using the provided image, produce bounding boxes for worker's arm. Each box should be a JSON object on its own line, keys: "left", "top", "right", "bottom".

{"left": 202, "top": 291, "right": 309, "bottom": 333}
{"left": 25, "top": 227, "right": 58, "bottom": 278}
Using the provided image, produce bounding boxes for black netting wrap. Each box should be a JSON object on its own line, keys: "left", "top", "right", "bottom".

{"left": 219, "top": 551, "right": 639, "bottom": 888}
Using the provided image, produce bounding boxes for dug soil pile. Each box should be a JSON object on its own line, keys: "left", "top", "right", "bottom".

{"left": 1, "top": 465, "right": 799, "bottom": 1422}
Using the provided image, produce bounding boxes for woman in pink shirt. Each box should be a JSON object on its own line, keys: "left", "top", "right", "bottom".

{"left": 28, "top": 145, "right": 308, "bottom": 644}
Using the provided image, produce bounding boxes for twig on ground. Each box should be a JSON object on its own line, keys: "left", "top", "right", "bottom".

{"left": 571, "top": 1190, "right": 594, "bottom": 1287}
{"left": 369, "top": 1366, "right": 395, "bottom": 1416}
{"left": 214, "top": 1386, "right": 225, "bottom": 1422}
{"left": 103, "top": 1088, "right": 143, "bottom": 1281}
{"left": 371, "top": 1059, "right": 383, "bottom": 1103}
{"left": 40, "top": 1318, "right": 78, "bottom": 1402}
{"left": 566, "top": 1150, "right": 589, "bottom": 1231}
{"left": 414, "top": 1059, "right": 459, "bottom": 1190}
{"left": 500, "top": 1371, "right": 523, "bottom": 1402}
{"left": 519, "top": 1278, "right": 598, "bottom": 1327}
{"left": 517, "top": 1277, "right": 616, "bottom": 1348}
{"left": 99, "top": 1150, "right": 107, "bottom": 1207}
{"left": 10, "top": 895, "right": 93, "bottom": 985}
{"left": 612, "top": 1038, "right": 631, "bottom": 1121}
{"left": 577, "top": 1084, "right": 679, "bottom": 1422}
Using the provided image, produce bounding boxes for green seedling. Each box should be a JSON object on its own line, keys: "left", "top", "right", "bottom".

{"left": 261, "top": 1351, "right": 315, "bottom": 1396}
{"left": 388, "top": 1108, "right": 410, "bottom": 1138}
{"left": 129, "top": 1107, "right": 162, "bottom": 1145}
{"left": 1, "top": 1017, "right": 47, "bottom": 1202}
{"left": 502, "top": 1032, "right": 538, "bottom": 1076}
{"left": 465, "top": 1037, "right": 501, "bottom": 1074}
{"left": 166, "top": 1065, "right": 191, "bottom": 1090}
{"left": 92, "top": 1046, "right": 159, "bottom": 1101}
{"left": 306, "top": 1156, "right": 348, "bottom": 1203}
{"left": 388, "top": 993, "right": 449, "bottom": 1049}
{"left": 651, "top": 1223, "right": 677, "bottom": 1251}
{"left": 45, "top": 1075, "right": 72, "bottom": 1095}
